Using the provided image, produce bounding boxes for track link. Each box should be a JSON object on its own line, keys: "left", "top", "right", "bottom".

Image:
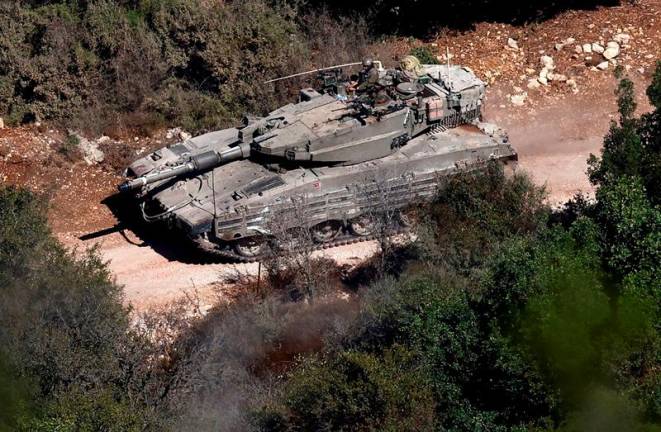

{"left": 191, "top": 229, "right": 403, "bottom": 263}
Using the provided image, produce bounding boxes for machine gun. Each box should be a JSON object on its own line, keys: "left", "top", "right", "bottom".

{"left": 118, "top": 142, "right": 251, "bottom": 193}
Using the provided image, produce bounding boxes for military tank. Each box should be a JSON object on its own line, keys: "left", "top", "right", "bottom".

{"left": 118, "top": 61, "right": 517, "bottom": 261}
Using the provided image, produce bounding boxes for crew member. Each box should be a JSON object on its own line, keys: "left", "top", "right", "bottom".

{"left": 348, "top": 58, "right": 380, "bottom": 94}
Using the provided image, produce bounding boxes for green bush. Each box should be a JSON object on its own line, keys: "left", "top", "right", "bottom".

{"left": 410, "top": 46, "right": 439, "bottom": 64}
{"left": 258, "top": 347, "right": 436, "bottom": 431}
{"left": 0, "top": 185, "right": 163, "bottom": 430}
{"left": 0, "top": 0, "right": 369, "bottom": 134}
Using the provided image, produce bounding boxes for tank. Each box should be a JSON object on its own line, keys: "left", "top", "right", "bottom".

{"left": 119, "top": 62, "right": 517, "bottom": 261}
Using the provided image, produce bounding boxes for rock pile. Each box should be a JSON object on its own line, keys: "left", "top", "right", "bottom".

{"left": 572, "top": 33, "right": 630, "bottom": 71}
{"left": 165, "top": 127, "right": 192, "bottom": 141}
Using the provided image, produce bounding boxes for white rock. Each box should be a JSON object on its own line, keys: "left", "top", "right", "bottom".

{"left": 591, "top": 43, "right": 604, "bottom": 54}
{"left": 97, "top": 135, "right": 111, "bottom": 144}
{"left": 555, "top": 43, "right": 565, "bottom": 51}
{"left": 166, "top": 127, "right": 181, "bottom": 140}
{"left": 582, "top": 43, "right": 593, "bottom": 53}
{"left": 637, "top": 67, "right": 645, "bottom": 74}
{"left": 77, "top": 135, "right": 105, "bottom": 165}
{"left": 0, "top": 118, "right": 4, "bottom": 129}
{"left": 513, "top": 86, "right": 523, "bottom": 93}
{"left": 548, "top": 73, "right": 568, "bottom": 82}
{"left": 179, "top": 131, "right": 192, "bottom": 141}
{"left": 603, "top": 42, "right": 620, "bottom": 60}
{"left": 567, "top": 78, "right": 578, "bottom": 92}
{"left": 538, "top": 76, "right": 548, "bottom": 86}
{"left": 575, "top": 45, "right": 583, "bottom": 54}
{"left": 645, "top": 54, "right": 654, "bottom": 59}
{"left": 527, "top": 79, "right": 541, "bottom": 89}
{"left": 525, "top": 68, "right": 536, "bottom": 74}
{"left": 507, "top": 38, "right": 519, "bottom": 50}
{"left": 540, "top": 55, "right": 555, "bottom": 69}
{"left": 564, "top": 37, "right": 576, "bottom": 45}
{"left": 613, "top": 33, "right": 631, "bottom": 44}
{"left": 597, "top": 61, "right": 609, "bottom": 70}
{"left": 510, "top": 93, "right": 527, "bottom": 106}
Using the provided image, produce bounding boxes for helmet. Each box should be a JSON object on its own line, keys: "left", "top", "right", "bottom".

{"left": 362, "top": 58, "right": 374, "bottom": 68}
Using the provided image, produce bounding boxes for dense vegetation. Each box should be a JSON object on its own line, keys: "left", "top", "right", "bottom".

{"left": 0, "top": 0, "right": 620, "bottom": 135}
{"left": 0, "top": 0, "right": 369, "bottom": 134}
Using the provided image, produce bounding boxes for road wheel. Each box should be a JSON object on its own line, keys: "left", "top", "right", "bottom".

{"left": 397, "top": 210, "right": 413, "bottom": 228}
{"left": 233, "top": 236, "right": 267, "bottom": 258}
{"left": 349, "top": 215, "right": 374, "bottom": 236}
{"left": 274, "top": 227, "right": 308, "bottom": 252}
{"left": 311, "top": 221, "right": 342, "bottom": 243}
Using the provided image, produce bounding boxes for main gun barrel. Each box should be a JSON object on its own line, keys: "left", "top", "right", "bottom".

{"left": 118, "top": 143, "right": 249, "bottom": 193}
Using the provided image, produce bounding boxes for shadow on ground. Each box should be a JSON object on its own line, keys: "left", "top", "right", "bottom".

{"left": 80, "top": 193, "right": 227, "bottom": 265}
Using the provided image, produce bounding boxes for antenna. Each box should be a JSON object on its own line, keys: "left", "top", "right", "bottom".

{"left": 264, "top": 62, "right": 363, "bottom": 84}
{"left": 446, "top": 47, "right": 452, "bottom": 92}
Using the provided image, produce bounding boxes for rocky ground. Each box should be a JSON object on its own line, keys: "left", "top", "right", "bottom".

{"left": 1, "top": 0, "right": 659, "bottom": 311}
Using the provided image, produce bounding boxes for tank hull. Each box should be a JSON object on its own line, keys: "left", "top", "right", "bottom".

{"left": 142, "top": 123, "right": 515, "bottom": 261}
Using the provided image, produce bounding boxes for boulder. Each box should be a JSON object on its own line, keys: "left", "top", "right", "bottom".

{"left": 77, "top": 135, "right": 105, "bottom": 165}
{"left": 596, "top": 61, "right": 609, "bottom": 71}
{"left": 540, "top": 55, "right": 555, "bottom": 69}
{"left": 591, "top": 43, "right": 605, "bottom": 54}
{"left": 507, "top": 38, "right": 519, "bottom": 50}
{"left": 527, "top": 79, "right": 541, "bottom": 89}
{"left": 613, "top": 33, "right": 631, "bottom": 44}
{"left": 567, "top": 79, "right": 579, "bottom": 93}
{"left": 0, "top": 117, "right": 4, "bottom": 129}
{"left": 510, "top": 93, "right": 527, "bottom": 106}
{"left": 179, "top": 130, "right": 192, "bottom": 141}
{"left": 582, "top": 43, "right": 592, "bottom": 53}
{"left": 548, "top": 73, "right": 568, "bottom": 82}
{"left": 574, "top": 45, "right": 583, "bottom": 54}
{"left": 603, "top": 41, "right": 620, "bottom": 59}
{"left": 165, "top": 127, "right": 180, "bottom": 140}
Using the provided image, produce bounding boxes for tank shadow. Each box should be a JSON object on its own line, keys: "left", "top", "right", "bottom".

{"left": 88, "top": 193, "right": 230, "bottom": 265}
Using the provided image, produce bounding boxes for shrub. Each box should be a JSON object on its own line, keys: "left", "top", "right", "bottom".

{"left": 0, "top": 186, "right": 163, "bottom": 430}
{"left": 410, "top": 46, "right": 439, "bottom": 64}
{"left": 420, "top": 162, "right": 548, "bottom": 271}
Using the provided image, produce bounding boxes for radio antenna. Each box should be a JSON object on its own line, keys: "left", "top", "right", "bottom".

{"left": 264, "top": 62, "right": 363, "bottom": 84}
{"left": 446, "top": 47, "right": 452, "bottom": 92}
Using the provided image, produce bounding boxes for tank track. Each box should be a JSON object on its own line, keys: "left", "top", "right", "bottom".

{"left": 191, "top": 228, "right": 405, "bottom": 263}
